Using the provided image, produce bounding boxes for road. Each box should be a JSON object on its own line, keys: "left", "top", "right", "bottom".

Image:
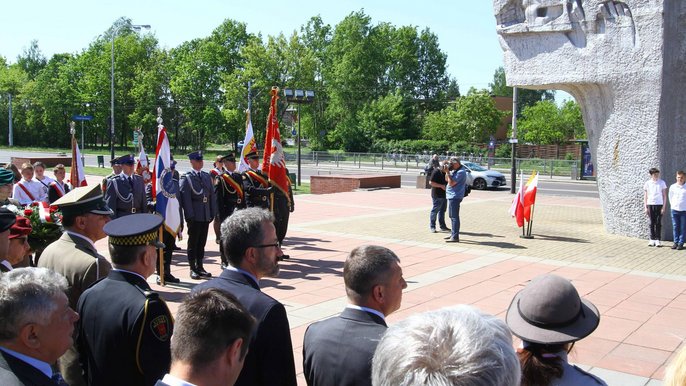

{"left": 0, "top": 149, "right": 598, "bottom": 198}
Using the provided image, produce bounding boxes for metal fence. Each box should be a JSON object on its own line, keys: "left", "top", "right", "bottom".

{"left": 283, "top": 151, "right": 581, "bottom": 178}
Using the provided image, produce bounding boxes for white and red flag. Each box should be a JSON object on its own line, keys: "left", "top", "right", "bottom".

{"left": 238, "top": 110, "right": 258, "bottom": 173}
{"left": 70, "top": 125, "right": 87, "bottom": 188}
{"left": 509, "top": 171, "right": 525, "bottom": 227}
{"left": 152, "top": 114, "right": 181, "bottom": 236}
{"left": 523, "top": 171, "right": 539, "bottom": 221}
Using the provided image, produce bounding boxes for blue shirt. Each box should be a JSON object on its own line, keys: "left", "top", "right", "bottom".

{"left": 446, "top": 168, "right": 467, "bottom": 200}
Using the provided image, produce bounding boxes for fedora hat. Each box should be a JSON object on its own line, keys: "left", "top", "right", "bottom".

{"left": 506, "top": 274, "right": 600, "bottom": 345}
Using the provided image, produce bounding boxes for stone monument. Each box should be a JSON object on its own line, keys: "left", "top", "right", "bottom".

{"left": 493, "top": 0, "right": 686, "bottom": 239}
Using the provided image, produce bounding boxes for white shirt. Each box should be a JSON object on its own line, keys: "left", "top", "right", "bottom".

{"left": 159, "top": 373, "right": 197, "bottom": 386}
{"left": 644, "top": 178, "right": 667, "bottom": 205}
{"left": 669, "top": 183, "right": 686, "bottom": 211}
{"left": 346, "top": 304, "right": 386, "bottom": 321}
{"left": 12, "top": 179, "right": 45, "bottom": 205}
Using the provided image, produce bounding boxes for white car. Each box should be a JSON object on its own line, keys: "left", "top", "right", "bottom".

{"left": 462, "top": 161, "right": 507, "bottom": 190}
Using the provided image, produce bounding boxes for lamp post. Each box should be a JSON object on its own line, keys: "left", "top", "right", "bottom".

{"left": 283, "top": 88, "right": 315, "bottom": 186}
{"left": 111, "top": 23, "right": 150, "bottom": 161}
{"left": 7, "top": 94, "right": 12, "bottom": 147}
{"left": 510, "top": 87, "right": 518, "bottom": 194}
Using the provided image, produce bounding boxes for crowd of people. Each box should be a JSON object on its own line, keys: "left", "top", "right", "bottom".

{"left": 1, "top": 157, "right": 685, "bottom": 386}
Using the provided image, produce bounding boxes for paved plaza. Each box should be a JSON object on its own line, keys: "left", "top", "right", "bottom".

{"left": 88, "top": 179, "right": 684, "bottom": 386}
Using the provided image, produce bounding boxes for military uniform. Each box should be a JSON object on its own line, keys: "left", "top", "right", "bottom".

{"left": 77, "top": 214, "right": 173, "bottom": 386}
{"left": 37, "top": 184, "right": 114, "bottom": 386}
{"left": 272, "top": 175, "right": 294, "bottom": 244}
{"left": 105, "top": 154, "right": 147, "bottom": 218}
{"left": 242, "top": 168, "right": 271, "bottom": 209}
{"left": 214, "top": 153, "right": 246, "bottom": 267}
{"left": 101, "top": 157, "right": 122, "bottom": 196}
{"left": 179, "top": 151, "right": 216, "bottom": 279}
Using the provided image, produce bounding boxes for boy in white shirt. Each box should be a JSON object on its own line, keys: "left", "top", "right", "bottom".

{"left": 12, "top": 163, "right": 45, "bottom": 206}
{"left": 668, "top": 171, "right": 686, "bottom": 250}
{"left": 32, "top": 161, "right": 53, "bottom": 202}
{"left": 644, "top": 168, "right": 667, "bottom": 246}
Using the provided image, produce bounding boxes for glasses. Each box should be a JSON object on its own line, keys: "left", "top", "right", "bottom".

{"left": 252, "top": 243, "right": 280, "bottom": 249}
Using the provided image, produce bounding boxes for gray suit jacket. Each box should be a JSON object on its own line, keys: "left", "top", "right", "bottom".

{"left": 105, "top": 174, "right": 147, "bottom": 218}
{"left": 303, "top": 307, "right": 387, "bottom": 386}
{"left": 179, "top": 170, "right": 216, "bottom": 223}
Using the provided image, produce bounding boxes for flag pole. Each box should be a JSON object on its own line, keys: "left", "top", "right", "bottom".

{"left": 527, "top": 203, "right": 536, "bottom": 237}
{"left": 158, "top": 225, "right": 165, "bottom": 286}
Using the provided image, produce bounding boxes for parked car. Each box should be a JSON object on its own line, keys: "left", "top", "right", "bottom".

{"left": 462, "top": 161, "right": 507, "bottom": 190}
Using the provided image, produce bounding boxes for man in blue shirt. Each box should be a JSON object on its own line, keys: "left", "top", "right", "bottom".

{"left": 445, "top": 157, "right": 467, "bottom": 242}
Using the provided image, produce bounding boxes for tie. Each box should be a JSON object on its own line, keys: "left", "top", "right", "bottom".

{"left": 51, "top": 372, "right": 68, "bottom": 386}
{"left": 128, "top": 176, "right": 134, "bottom": 189}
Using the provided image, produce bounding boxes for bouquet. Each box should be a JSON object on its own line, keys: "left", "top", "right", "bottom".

{"left": 7, "top": 202, "right": 63, "bottom": 252}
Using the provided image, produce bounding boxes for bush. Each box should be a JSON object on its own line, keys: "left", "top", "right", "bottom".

{"left": 495, "top": 144, "right": 511, "bottom": 158}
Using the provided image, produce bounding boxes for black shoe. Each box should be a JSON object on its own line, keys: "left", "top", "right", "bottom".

{"left": 678, "top": 244, "right": 684, "bottom": 251}
{"left": 443, "top": 235, "right": 453, "bottom": 240}
{"left": 672, "top": 243, "right": 679, "bottom": 250}
{"left": 445, "top": 237, "right": 459, "bottom": 243}
{"left": 190, "top": 270, "right": 201, "bottom": 280}
{"left": 430, "top": 228, "right": 437, "bottom": 233}
{"left": 440, "top": 227, "right": 451, "bottom": 232}
{"left": 220, "top": 263, "right": 228, "bottom": 269}
{"left": 197, "top": 268, "right": 212, "bottom": 278}
{"left": 164, "top": 274, "right": 180, "bottom": 283}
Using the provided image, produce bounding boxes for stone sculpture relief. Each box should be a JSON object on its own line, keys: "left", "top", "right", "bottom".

{"left": 493, "top": 0, "right": 686, "bottom": 239}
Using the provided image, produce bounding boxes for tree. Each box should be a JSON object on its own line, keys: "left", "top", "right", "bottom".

{"left": 423, "top": 89, "right": 505, "bottom": 143}
{"left": 490, "top": 66, "right": 555, "bottom": 114}
{"left": 16, "top": 40, "right": 46, "bottom": 80}
{"left": 518, "top": 99, "right": 585, "bottom": 144}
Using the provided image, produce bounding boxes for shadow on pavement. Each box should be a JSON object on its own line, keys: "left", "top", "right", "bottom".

{"left": 533, "top": 234, "right": 590, "bottom": 243}
{"left": 460, "top": 231, "right": 505, "bottom": 238}
{"left": 460, "top": 240, "right": 527, "bottom": 249}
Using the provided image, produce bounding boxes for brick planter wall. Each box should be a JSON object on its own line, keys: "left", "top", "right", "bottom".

{"left": 310, "top": 175, "right": 401, "bottom": 194}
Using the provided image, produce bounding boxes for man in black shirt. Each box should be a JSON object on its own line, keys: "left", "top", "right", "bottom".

{"left": 429, "top": 160, "right": 450, "bottom": 233}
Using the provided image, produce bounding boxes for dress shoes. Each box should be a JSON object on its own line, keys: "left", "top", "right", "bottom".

{"left": 672, "top": 243, "right": 679, "bottom": 250}
{"left": 197, "top": 268, "right": 212, "bottom": 278}
{"left": 678, "top": 244, "right": 684, "bottom": 251}
{"left": 156, "top": 274, "right": 181, "bottom": 285}
{"left": 445, "top": 237, "right": 459, "bottom": 243}
{"left": 190, "top": 270, "right": 201, "bottom": 280}
{"left": 440, "top": 227, "right": 451, "bottom": 232}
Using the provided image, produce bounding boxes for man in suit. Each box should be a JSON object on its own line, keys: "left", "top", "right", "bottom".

{"left": 0, "top": 267, "right": 80, "bottom": 386}
{"left": 215, "top": 153, "right": 246, "bottom": 268}
{"left": 241, "top": 151, "right": 271, "bottom": 210}
{"left": 193, "top": 207, "right": 297, "bottom": 386}
{"left": 303, "top": 245, "right": 407, "bottom": 386}
{"left": 105, "top": 154, "right": 147, "bottom": 218}
{"left": 38, "top": 184, "right": 113, "bottom": 386}
{"left": 155, "top": 288, "right": 255, "bottom": 386}
{"left": 0, "top": 208, "right": 17, "bottom": 272}
{"left": 179, "top": 151, "right": 216, "bottom": 280}
{"left": 77, "top": 213, "right": 173, "bottom": 386}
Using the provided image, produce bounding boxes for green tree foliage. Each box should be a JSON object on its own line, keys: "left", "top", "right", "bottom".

{"left": 489, "top": 67, "right": 555, "bottom": 114}
{"left": 0, "top": 11, "right": 465, "bottom": 153}
{"left": 518, "top": 99, "right": 585, "bottom": 144}
{"left": 423, "top": 89, "right": 506, "bottom": 143}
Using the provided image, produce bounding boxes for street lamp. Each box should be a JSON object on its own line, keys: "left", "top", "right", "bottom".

{"left": 111, "top": 23, "right": 150, "bottom": 161}
{"left": 283, "top": 88, "right": 315, "bottom": 186}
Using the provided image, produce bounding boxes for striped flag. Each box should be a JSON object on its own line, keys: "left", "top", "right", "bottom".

{"left": 70, "top": 134, "right": 87, "bottom": 187}
{"left": 152, "top": 121, "right": 181, "bottom": 236}
{"left": 509, "top": 171, "right": 525, "bottom": 227}
{"left": 523, "top": 171, "right": 539, "bottom": 221}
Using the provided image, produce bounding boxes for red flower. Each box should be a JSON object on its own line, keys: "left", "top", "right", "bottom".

{"left": 24, "top": 208, "right": 33, "bottom": 216}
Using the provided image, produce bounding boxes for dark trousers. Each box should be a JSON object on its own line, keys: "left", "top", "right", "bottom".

{"left": 274, "top": 200, "right": 291, "bottom": 243}
{"left": 430, "top": 197, "right": 447, "bottom": 230}
{"left": 671, "top": 210, "right": 686, "bottom": 245}
{"left": 648, "top": 205, "right": 663, "bottom": 240}
{"left": 187, "top": 221, "right": 210, "bottom": 268}
{"left": 157, "top": 229, "right": 175, "bottom": 275}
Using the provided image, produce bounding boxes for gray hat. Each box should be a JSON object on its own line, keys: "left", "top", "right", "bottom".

{"left": 505, "top": 274, "right": 600, "bottom": 345}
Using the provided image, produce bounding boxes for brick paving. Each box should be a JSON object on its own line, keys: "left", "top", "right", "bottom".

{"left": 89, "top": 180, "right": 683, "bottom": 386}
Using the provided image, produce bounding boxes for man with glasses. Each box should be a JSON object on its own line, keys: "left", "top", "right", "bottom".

{"left": 193, "top": 207, "right": 296, "bottom": 386}
{"left": 38, "top": 184, "right": 113, "bottom": 386}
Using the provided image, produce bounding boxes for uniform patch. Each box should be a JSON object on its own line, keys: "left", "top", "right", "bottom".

{"left": 150, "top": 315, "right": 170, "bottom": 341}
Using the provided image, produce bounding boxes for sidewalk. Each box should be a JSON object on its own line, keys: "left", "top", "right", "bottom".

{"left": 91, "top": 183, "right": 679, "bottom": 386}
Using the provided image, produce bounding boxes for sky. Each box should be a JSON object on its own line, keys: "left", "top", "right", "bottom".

{"left": 0, "top": 0, "right": 505, "bottom": 92}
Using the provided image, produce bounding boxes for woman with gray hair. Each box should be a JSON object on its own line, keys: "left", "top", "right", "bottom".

{"left": 371, "top": 305, "right": 520, "bottom": 386}
{"left": 506, "top": 274, "right": 606, "bottom": 386}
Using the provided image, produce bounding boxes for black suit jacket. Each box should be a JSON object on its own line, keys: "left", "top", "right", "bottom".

{"left": 303, "top": 308, "right": 387, "bottom": 386}
{"left": 0, "top": 350, "right": 59, "bottom": 386}
{"left": 192, "top": 269, "right": 296, "bottom": 386}
{"left": 77, "top": 270, "right": 173, "bottom": 386}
